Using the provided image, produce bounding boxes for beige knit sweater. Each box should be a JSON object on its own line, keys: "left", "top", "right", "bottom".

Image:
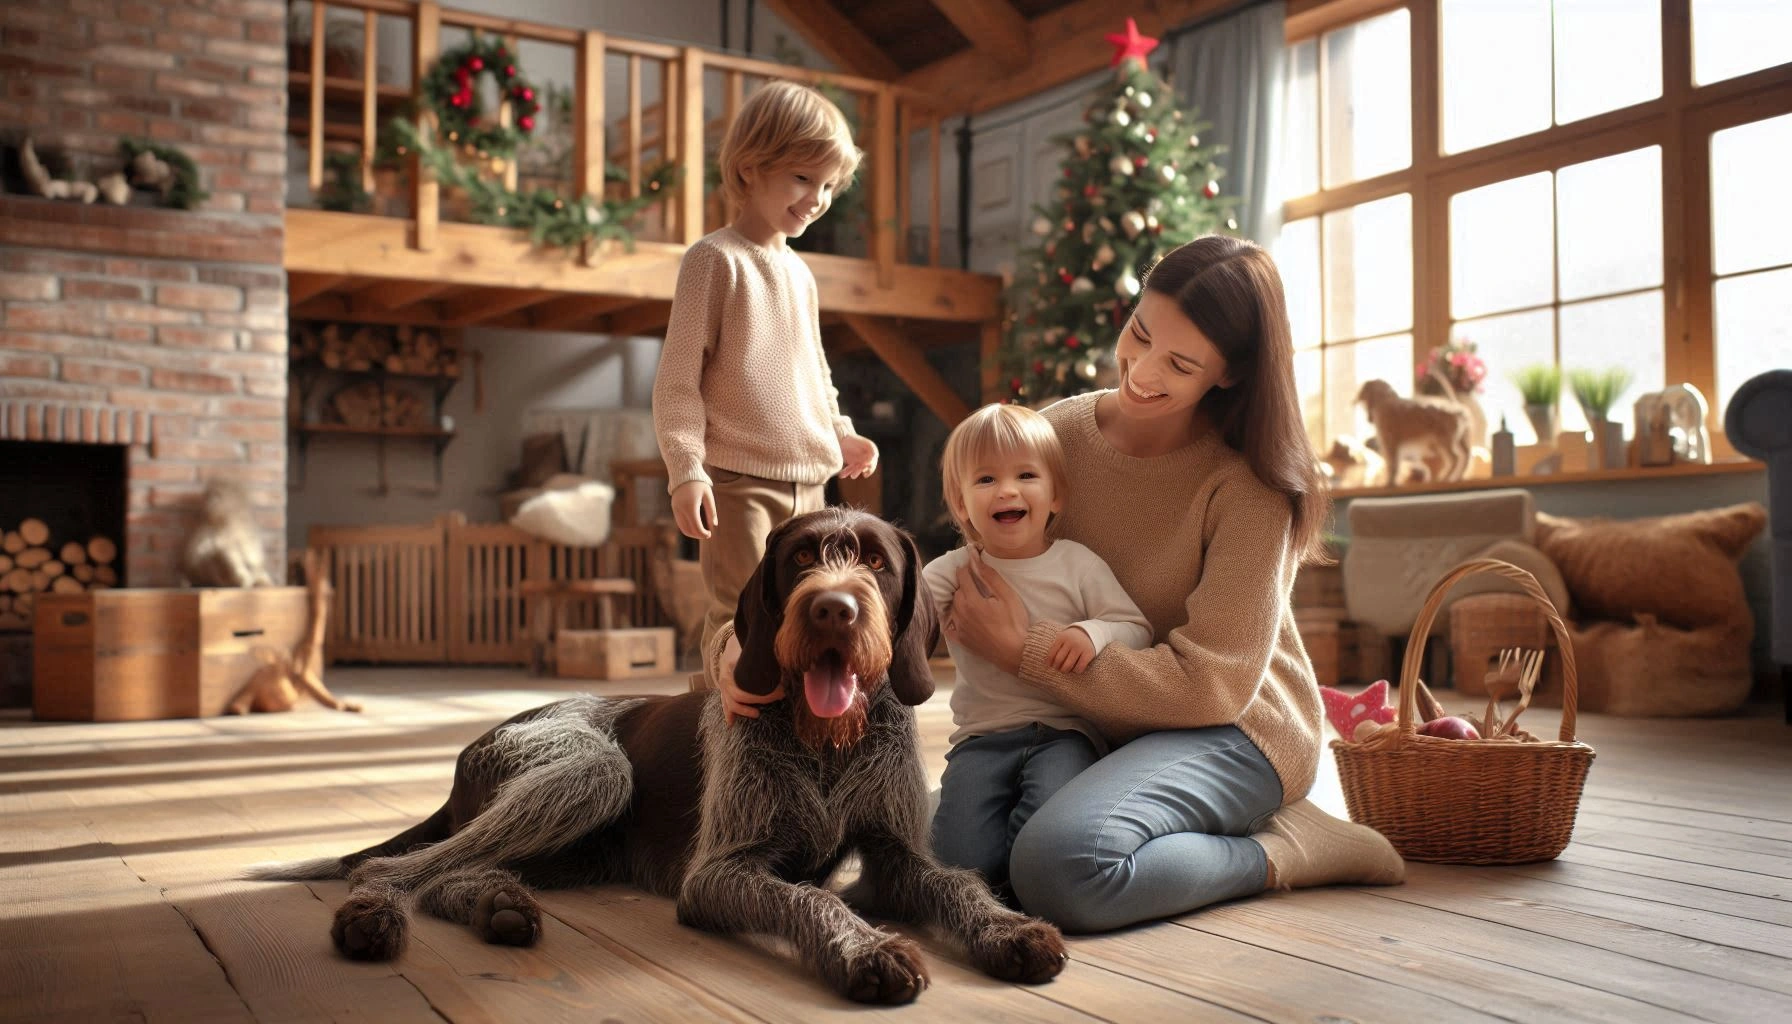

{"left": 1020, "top": 392, "right": 1324, "bottom": 803}
{"left": 652, "top": 226, "right": 854, "bottom": 493}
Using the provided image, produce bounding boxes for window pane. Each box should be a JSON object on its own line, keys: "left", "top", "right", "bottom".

{"left": 1295, "top": 348, "right": 1324, "bottom": 445}
{"left": 1281, "top": 39, "right": 1319, "bottom": 199}
{"left": 1558, "top": 291, "right": 1663, "bottom": 433}
{"left": 1451, "top": 309, "right": 1556, "bottom": 445}
{"left": 1715, "top": 268, "right": 1792, "bottom": 420}
{"left": 1276, "top": 217, "right": 1322, "bottom": 351}
{"left": 1557, "top": 146, "right": 1662, "bottom": 300}
{"left": 1554, "top": 0, "right": 1661, "bottom": 125}
{"left": 1322, "top": 8, "right": 1411, "bottom": 187}
{"left": 1324, "top": 194, "right": 1412, "bottom": 341}
{"left": 1326, "top": 334, "right": 1413, "bottom": 444}
{"left": 1712, "top": 114, "right": 1792, "bottom": 276}
{"left": 1693, "top": 0, "right": 1792, "bottom": 86}
{"left": 1451, "top": 172, "right": 1554, "bottom": 319}
{"left": 1442, "top": 0, "right": 1552, "bottom": 154}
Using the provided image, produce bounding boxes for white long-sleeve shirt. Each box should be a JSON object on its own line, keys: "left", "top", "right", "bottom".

{"left": 923, "top": 540, "right": 1152, "bottom": 752}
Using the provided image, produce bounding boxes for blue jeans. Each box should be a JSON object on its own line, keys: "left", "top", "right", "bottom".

{"left": 1008, "top": 725, "right": 1284, "bottom": 933}
{"left": 931, "top": 724, "right": 1099, "bottom": 890}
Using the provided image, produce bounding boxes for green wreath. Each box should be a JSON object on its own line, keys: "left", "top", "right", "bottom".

{"left": 421, "top": 37, "right": 541, "bottom": 159}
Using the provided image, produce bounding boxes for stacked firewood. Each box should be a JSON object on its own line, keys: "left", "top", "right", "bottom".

{"left": 327, "top": 381, "right": 429, "bottom": 430}
{"left": 0, "top": 518, "right": 118, "bottom": 630}
{"left": 292, "top": 322, "right": 462, "bottom": 377}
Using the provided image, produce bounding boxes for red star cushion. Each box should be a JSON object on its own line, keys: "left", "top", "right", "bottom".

{"left": 1105, "top": 17, "right": 1159, "bottom": 68}
{"left": 1320, "top": 680, "right": 1396, "bottom": 738}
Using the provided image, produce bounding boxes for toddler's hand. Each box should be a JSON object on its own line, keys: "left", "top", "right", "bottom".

{"left": 715, "top": 632, "right": 785, "bottom": 722}
{"left": 839, "top": 434, "right": 879, "bottom": 479}
{"left": 672, "top": 480, "right": 716, "bottom": 540}
{"left": 1048, "top": 626, "right": 1097, "bottom": 673}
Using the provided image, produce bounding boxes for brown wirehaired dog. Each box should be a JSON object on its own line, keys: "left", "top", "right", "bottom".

{"left": 1355, "top": 379, "right": 1473, "bottom": 485}
{"left": 246, "top": 508, "right": 1066, "bottom": 1005}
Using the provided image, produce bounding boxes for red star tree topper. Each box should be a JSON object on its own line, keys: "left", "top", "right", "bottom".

{"left": 1105, "top": 17, "right": 1159, "bottom": 68}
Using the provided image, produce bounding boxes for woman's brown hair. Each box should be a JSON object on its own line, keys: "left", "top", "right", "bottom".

{"left": 1141, "top": 235, "right": 1331, "bottom": 563}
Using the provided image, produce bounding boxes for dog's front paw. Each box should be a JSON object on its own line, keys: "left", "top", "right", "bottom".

{"left": 970, "top": 917, "right": 1068, "bottom": 984}
{"left": 331, "top": 887, "right": 409, "bottom": 961}
{"left": 836, "top": 933, "right": 930, "bottom": 1005}
{"left": 473, "top": 883, "right": 541, "bottom": 947}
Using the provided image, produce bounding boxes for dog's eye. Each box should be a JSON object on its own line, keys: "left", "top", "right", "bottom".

{"left": 864, "top": 553, "right": 886, "bottom": 571}
{"left": 794, "top": 549, "right": 816, "bottom": 566}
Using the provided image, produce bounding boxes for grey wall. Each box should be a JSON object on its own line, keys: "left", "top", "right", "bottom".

{"left": 1327, "top": 469, "right": 1778, "bottom": 685}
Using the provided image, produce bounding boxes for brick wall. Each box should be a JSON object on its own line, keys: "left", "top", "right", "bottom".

{"left": 0, "top": 0, "right": 288, "bottom": 587}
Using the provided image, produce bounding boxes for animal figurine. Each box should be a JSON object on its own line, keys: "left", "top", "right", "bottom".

{"left": 182, "top": 478, "right": 276, "bottom": 588}
{"left": 1633, "top": 384, "right": 1710, "bottom": 467}
{"left": 1356, "top": 379, "right": 1472, "bottom": 485}
{"left": 1320, "top": 436, "right": 1385, "bottom": 490}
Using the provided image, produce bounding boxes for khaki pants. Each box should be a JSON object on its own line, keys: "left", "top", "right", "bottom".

{"left": 692, "top": 466, "right": 825, "bottom": 691}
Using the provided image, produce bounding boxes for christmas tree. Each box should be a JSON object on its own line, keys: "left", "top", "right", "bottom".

{"left": 997, "top": 19, "right": 1238, "bottom": 403}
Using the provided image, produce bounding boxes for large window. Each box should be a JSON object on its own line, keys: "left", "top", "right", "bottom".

{"left": 1279, "top": 0, "right": 1792, "bottom": 463}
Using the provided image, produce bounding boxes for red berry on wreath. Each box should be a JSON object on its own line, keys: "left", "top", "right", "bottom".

{"left": 456, "top": 67, "right": 471, "bottom": 84}
{"left": 505, "top": 64, "right": 516, "bottom": 77}
{"left": 519, "top": 116, "right": 534, "bottom": 131}
{"left": 470, "top": 56, "right": 484, "bottom": 71}
{"left": 521, "top": 87, "right": 534, "bottom": 102}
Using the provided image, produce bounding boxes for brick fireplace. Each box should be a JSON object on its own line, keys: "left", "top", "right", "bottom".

{"left": 0, "top": 0, "right": 289, "bottom": 592}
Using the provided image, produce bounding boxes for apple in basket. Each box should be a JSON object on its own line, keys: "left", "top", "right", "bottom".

{"left": 1418, "top": 716, "right": 1481, "bottom": 740}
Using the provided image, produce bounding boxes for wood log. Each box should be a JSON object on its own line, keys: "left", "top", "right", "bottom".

{"left": 60, "top": 541, "right": 86, "bottom": 566}
{"left": 88, "top": 536, "right": 117, "bottom": 564}
{"left": 0, "top": 594, "right": 10, "bottom": 612}
{"left": 19, "top": 518, "right": 49, "bottom": 546}
{"left": 0, "top": 553, "right": 10, "bottom": 574}
{"left": 73, "top": 563, "right": 94, "bottom": 582}
{"left": 29, "top": 570, "right": 48, "bottom": 591}
{"left": 15, "top": 592, "right": 34, "bottom": 619}
{"left": 2, "top": 532, "right": 22, "bottom": 554}
{"left": 94, "top": 564, "right": 118, "bottom": 585}
{"left": 0, "top": 613, "right": 23, "bottom": 631}
{"left": 3, "top": 568, "right": 30, "bottom": 592}
{"left": 51, "top": 575, "right": 83, "bottom": 594}
{"left": 15, "top": 547, "right": 49, "bottom": 569}
{"left": 382, "top": 388, "right": 424, "bottom": 428}
{"left": 90, "top": 581, "right": 112, "bottom": 590}
{"left": 331, "top": 381, "right": 384, "bottom": 429}
{"left": 41, "top": 559, "right": 64, "bottom": 579}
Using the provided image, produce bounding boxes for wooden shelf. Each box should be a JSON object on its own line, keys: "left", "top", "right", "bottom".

{"left": 1328, "top": 457, "right": 1765, "bottom": 500}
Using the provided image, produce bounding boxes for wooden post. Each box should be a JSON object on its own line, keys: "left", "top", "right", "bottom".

{"left": 412, "top": 0, "right": 441, "bottom": 252}
{"left": 928, "top": 115, "right": 942, "bottom": 266}
{"left": 627, "top": 55, "right": 642, "bottom": 199}
{"left": 576, "top": 31, "right": 606, "bottom": 265}
{"left": 502, "top": 34, "right": 520, "bottom": 191}
{"left": 841, "top": 314, "right": 971, "bottom": 427}
{"left": 679, "top": 47, "right": 705, "bottom": 245}
{"left": 660, "top": 58, "right": 677, "bottom": 237}
{"left": 361, "top": 9, "right": 378, "bottom": 193}
{"left": 873, "top": 87, "right": 897, "bottom": 287}
{"left": 308, "top": 0, "right": 325, "bottom": 191}
{"left": 896, "top": 101, "right": 910, "bottom": 266}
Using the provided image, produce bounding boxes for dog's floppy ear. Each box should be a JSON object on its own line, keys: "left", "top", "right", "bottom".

{"left": 886, "top": 529, "right": 938, "bottom": 706}
{"left": 732, "top": 519, "right": 795, "bottom": 696}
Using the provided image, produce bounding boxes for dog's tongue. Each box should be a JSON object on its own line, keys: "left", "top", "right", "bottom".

{"left": 803, "top": 651, "right": 858, "bottom": 718}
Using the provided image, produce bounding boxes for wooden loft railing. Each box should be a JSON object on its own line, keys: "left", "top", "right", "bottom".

{"left": 293, "top": 0, "right": 953, "bottom": 274}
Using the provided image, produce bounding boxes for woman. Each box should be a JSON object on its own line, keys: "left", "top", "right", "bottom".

{"left": 710, "top": 235, "right": 1405, "bottom": 933}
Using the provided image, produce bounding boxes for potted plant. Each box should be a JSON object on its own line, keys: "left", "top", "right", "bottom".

{"left": 1568, "top": 366, "right": 1634, "bottom": 470}
{"left": 1511, "top": 363, "right": 1562, "bottom": 445}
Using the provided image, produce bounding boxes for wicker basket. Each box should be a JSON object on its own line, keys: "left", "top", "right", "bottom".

{"left": 1332, "top": 558, "right": 1596, "bottom": 865}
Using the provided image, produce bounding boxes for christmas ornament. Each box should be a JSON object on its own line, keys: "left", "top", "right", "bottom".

{"left": 1160, "top": 164, "right": 1177, "bottom": 183}
{"left": 1189, "top": 134, "right": 1200, "bottom": 148}
{"left": 1094, "top": 243, "right": 1115, "bottom": 269}
{"left": 1058, "top": 268, "right": 1073, "bottom": 284}
{"left": 1081, "top": 222, "right": 1095, "bottom": 243}
{"left": 1032, "top": 216, "right": 1052, "bottom": 236}
{"left": 1105, "top": 17, "right": 1160, "bottom": 68}
{"left": 1121, "top": 210, "right": 1145, "bottom": 238}
{"left": 1145, "top": 214, "right": 1159, "bottom": 232}
{"left": 1078, "top": 360, "right": 1099, "bottom": 380}
{"left": 1203, "top": 179, "right": 1220, "bottom": 198}
{"left": 1110, "top": 154, "right": 1134, "bottom": 177}
{"left": 1074, "top": 135, "right": 1092, "bottom": 158}
{"left": 1116, "top": 272, "right": 1140, "bottom": 298}
{"left": 1070, "top": 277, "right": 1094, "bottom": 294}
{"left": 1112, "top": 109, "right": 1131, "bottom": 128}
{"left": 1137, "top": 92, "right": 1153, "bottom": 109}
{"left": 1065, "top": 336, "right": 1082, "bottom": 350}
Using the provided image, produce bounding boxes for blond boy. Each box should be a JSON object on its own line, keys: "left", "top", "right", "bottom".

{"left": 653, "top": 82, "right": 879, "bottom": 684}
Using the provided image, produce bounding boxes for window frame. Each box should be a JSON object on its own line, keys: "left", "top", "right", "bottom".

{"left": 1282, "top": 0, "right": 1792, "bottom": 458}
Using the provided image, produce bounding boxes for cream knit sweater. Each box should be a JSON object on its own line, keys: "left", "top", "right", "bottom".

{"left": 652, "top": 226, "right": 854, "bottom": 493}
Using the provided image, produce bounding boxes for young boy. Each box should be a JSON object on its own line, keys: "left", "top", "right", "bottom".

{"left": 924, "top": 403, "right": 1153, "bottom": 894}
{"left": 653, "top": 82, "right": 879, "bottom": 685}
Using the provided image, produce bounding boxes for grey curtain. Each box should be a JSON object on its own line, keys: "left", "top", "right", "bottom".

{"left": 1156, "top": 1, "right": 1288, "bottom": 246}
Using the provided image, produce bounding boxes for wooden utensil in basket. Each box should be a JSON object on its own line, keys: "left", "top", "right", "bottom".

{"left": 1331, "top": 558, "right": 1596, "bottom": 865}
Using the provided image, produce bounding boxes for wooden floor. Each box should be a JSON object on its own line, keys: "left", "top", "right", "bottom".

{"left": 3, "top": 666, "right": 1789, "bottom": 1023}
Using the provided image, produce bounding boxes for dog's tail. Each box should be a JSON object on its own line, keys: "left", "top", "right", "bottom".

{"left": 241, "top": 805, "right": 455, "bottom": 881}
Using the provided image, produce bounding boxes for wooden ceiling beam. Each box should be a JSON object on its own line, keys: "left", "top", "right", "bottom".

{"left": 603, "top": 301, "right": 674, "bottom": 338}
{"left": 287, "top": 272, "right": 347, "bottom": 305}
{"left": 528, "top": 294, "right": 641, "bottom": 331}
{"left": 840, "top": 314, "right": 971, "bottom": 427}
{"left": 930, "top": 0, "right": 1031, "bottom": 72}
{"left": 355, "top": 279, "right": 455, "bottom": 312}
{"left": 760, "top": 0, "right": 902, "bottom": 80}
{"left": 900, "top": 0, "right": 1235, "bottom": 116}
{"left": 441, "top": 288, "right": 558, "bottom": 325}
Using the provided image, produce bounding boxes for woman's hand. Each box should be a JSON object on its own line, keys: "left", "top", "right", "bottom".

{"left": 944, "top": 555, "right": 1031, "bottom": 676}
{"left": 715, "top": 631, "right": 784, "bottom": 723}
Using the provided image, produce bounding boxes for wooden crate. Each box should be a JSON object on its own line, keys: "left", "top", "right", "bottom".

{"left": 1296, "top": 609, "right": 1345, "bottom": 687}
{"left": 33, "top": 587, "right": 310, "bottom": 721}
{"left": 556, "top": 627, "right": 675, "bottom": 681}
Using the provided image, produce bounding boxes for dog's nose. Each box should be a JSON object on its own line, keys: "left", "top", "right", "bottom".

{"left": 810, "top": 592, "right": 858, "bottom": 628}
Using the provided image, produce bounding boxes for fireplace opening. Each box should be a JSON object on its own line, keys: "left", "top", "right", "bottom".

{"left": 0, "top": 440, "right": 128, "bottom": 634}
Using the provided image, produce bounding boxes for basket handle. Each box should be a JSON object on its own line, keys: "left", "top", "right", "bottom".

{"left": 1396, "top": 558, "right": 1581, "bottom": 743}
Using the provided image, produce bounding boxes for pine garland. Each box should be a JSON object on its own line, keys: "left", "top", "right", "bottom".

{"left": 118, "top": 137, "right": 209, "bottom": 210}
{"left": 996, "top": 60, "right": 1239, "bottom": 403}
